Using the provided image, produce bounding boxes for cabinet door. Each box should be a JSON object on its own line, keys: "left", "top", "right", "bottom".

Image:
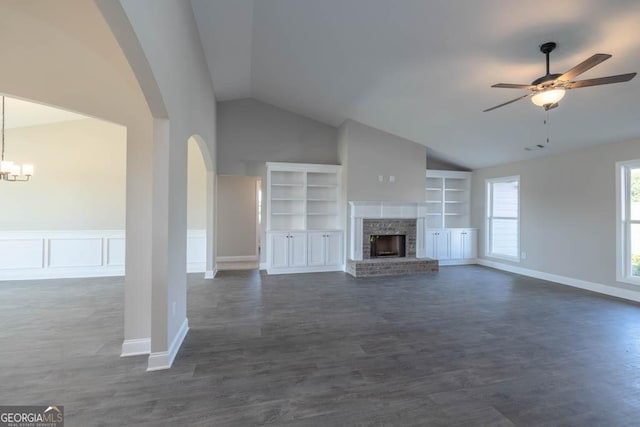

{"left": 435, "top": 231, "right": 450, "bottom": 260}
{"left": 463, "top": 229, "right": 477, "bottom": 259}
{"left": 426, "top": 230, "right": 439, "bottom": 259}
{"left": 449, "top": 229, "right": 464, "bottom": 259}
{"left": 449, "top": 229, "right": 477, "bottom": 259}
{"left": 324, "top": 231, "right": 342, "bottom": 266}
{"left": 270, "top": 233, "right": 289, "bottom": 268}
{"left": 288, "top": 232, "right": 308, "bottom": 267}
{"left": 307, "top": 232, "right": 326, "bottom": 266}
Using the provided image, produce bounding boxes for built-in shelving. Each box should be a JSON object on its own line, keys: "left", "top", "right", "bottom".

{"left": 266, "top": 162, "right": 344, "bottom": 275}
{"left": 267, "top": 163, "right": 342, "bottom": 232}
{"left": 425, "top": 170, "right": 471, "bottom": 229}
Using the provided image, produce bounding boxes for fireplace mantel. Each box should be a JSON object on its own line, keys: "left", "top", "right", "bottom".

{"left": 349, "top": 201, "right": 428, "bottom": 261}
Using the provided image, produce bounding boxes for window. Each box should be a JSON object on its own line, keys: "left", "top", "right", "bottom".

{"left": 617, "top": 160, "right": 640, "bottom": 285}
{"left": 486, "top": 176, "right": 520, "bottom": 261}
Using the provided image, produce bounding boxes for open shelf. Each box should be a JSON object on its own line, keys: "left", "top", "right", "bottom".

{"left": 426, "top": 170, "right": 471, "bottom": 229}
{"left": 267, "top": 162, "right": 342, "bottom": 233}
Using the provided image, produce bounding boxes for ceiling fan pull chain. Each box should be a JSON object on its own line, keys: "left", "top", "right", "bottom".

{"left": 545, "top": 110, "right": 550, "bottom": 144}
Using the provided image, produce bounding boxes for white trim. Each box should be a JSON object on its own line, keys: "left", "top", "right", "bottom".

{"left": 121, "top": 338, "right": 151, "bottom": 357}
{"left": 187, "top": 262, "right": 206, "bottom": 273}
{"left": 0, "top": 266, "right": 125, "bottom": 281}
{"left": 259, "top": 262, "right": 268, "bottom": 270}
{"left": 440, "top": 258, "right": 477, "bottom": 266}
{"left": 426, "top": 170, "right": 471, "bottom": 179}
{"left": 147, "top": 318, "right": 189, "bottom": 371}
{"left": 477, "top": 259, "right": 640, "bottom": 303}
{"left": 348, "top": 201, "right": 429, "bottom": 261}
{"left": 267, "top": 264, "right": 344, "bottom": 275}
{"left": 616, "top": 159, "right": 640, "bottom": 286}
{"left": 0, "top": 229, "right": 206, "bottom": 280}
{"left": 485, "top": 176, "right": 520, "bottom": 262}
{"left": 485, "top": 253, "right": 520, "bottom": 263}
{"left": 216, "top": 255, "right": 258, "bottom": 262}
{"left": 204, "top": 269, "right": 216, "bottom": 279}
{"left": 266, "top": 161, "right": 342, "bottom": 173}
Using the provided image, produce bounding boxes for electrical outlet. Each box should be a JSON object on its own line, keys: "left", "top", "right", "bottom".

{"left": 521, "top": 251, "right": 527, "bottom": 260}
{"left": 172, "top": 301, "right": 176, "bottom": 317}
{"left": 378, "top": 175, "right": 384, "bottom": 182}
{"left": 389, "top": 175, "right": 396, "bottom": 183}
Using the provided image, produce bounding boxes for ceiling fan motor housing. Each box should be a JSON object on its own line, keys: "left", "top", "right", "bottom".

{"left": 539, "top": 42, "right": 557, "bottom": 55}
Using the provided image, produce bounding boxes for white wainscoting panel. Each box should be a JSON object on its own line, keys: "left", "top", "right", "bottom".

{"left": 0, "top": 230, "right": 207, "bottom": 280}
{"left": 0, "top": 239, "right": 44, "bottom": 269}
{"left": 49, "top": 238, "right": 103, "bottom": 268}
{"left": 107, "top": 238, "right": 126, "bottom": 266}
{"left": 187, "top": 230, "right": 206, "bottom": 273}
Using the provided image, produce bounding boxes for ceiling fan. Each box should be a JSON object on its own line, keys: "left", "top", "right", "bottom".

{"left": 484, "top": 42, "right": 636, "bottom": 112}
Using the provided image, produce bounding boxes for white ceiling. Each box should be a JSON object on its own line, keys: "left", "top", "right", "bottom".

{"left": 2, "top": 96, "right": 88, "bottom": 130}
{"left": 191, "top": 0, "right": 640, "bottom": 169}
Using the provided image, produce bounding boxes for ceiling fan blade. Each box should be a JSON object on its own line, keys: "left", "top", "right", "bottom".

{"left": 557, "top": 53, "right": 612, "bottom": 82}
{"left": 566, "top": 72, "right": 637, "bottom": 89}
{"left": 483, "top": 93, "right": 533, "bottom": 112}
{"left": 492, "top": 83, "right": 536, "bottom": 90}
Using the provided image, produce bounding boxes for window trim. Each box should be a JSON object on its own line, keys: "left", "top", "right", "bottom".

{"left": 485, "top": 175, "right": 520, "bottom": 262}
{"left": 616, "top": 159, "right": 640, "bottom": 285}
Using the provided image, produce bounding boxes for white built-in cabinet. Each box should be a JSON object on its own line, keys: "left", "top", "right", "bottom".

{"left": 426, "top": 170, "right": 477, "bottom": 265}
{"left": 307, "top": 231, "right": 343, "bottom": 267}
{"left": 270, "top": 232, "right": 308, "bottom": 269}
{"left": 266, "top": 162, "right": 343, "bottom": 274}
{"left": 426, "top": 229, "right": 451, "bottom": 260}
{"left": 450, "top": 228, "right": 477, "bottom": 260}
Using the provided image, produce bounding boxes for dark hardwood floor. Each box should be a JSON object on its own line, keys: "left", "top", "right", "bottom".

{"left": 1, "top": 266, "right": 640, "bottom": 426}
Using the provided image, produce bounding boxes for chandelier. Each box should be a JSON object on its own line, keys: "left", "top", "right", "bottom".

{"left": 1, "top": 96, "right": 33, "bottom": 182}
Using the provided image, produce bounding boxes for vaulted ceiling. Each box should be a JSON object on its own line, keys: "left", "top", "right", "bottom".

{"left": 191, "top": 0, "right": 640, "bottom": 169}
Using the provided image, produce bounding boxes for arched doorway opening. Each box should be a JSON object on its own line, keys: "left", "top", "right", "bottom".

{"left": 187, "top": 135, "right": 216, "bottom": 278}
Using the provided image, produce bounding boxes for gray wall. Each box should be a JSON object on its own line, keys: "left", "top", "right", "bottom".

{"left": 339, "top": 120, "right": 427, "bottom": 262}
{"left": 471, "top": 137, "right": 640, "bottom": 295}
{"left": 119, "top": 0, "right": 218, "bottom": 354}
{"left": 427, "top": 156, "right": 468, "bottom": 172}
{"left": 341, "top": 120, "right": 427, "bottom": 202}
{"left": 217, "top": 98, "right": 338, "bottom": 176}
{"left": 217, "top": 98, "right": 338, "bottom": 263}
{"left": 216, "top": 175, "right": 259, "bottom": 258}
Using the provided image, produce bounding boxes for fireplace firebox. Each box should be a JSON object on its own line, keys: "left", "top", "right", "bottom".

{"left": 370, "top": 234, "right": 406, "bottom": 258}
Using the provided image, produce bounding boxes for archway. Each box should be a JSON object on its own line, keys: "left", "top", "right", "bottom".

{"left": 187, "top": 135, "right": 216, "bottom": 278}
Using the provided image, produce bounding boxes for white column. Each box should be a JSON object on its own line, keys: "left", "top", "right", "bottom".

{"left": 350, "top": 217, "right": 363, "bottom": 260}
{"left": 147, "top": 119, "right": 190, "bottom": 371}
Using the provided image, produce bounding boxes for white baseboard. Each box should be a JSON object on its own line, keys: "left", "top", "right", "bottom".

{"left": 204, "top": 269, "right": 217, "bottom": 279}
{"left": 477, "top": 259, "right": 640, "bottom": 303}
{"left": 439, "top": 258, "right": 477, "bottom": 266}
{"left": 120, "top": 337, "right": 151, "bottom": 357}
{"left": 266, "top": 265, "right": 344, "bottom": 275}
{"left": 259, "top": 262, "right": 267, "bottom": 270}
{"left": 147, "top": 318, "right": 189, "bottom": 371}
{"left": 216, "top": 255, "right": 258, "bottom": 262}
{"left": 0, "top": 267, "right": 125, "bottom": 281}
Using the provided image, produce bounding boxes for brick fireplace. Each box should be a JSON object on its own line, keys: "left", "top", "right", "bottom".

{"left": 346, "top": 201, "right": 438, "bottom": 277}
{"left": 362, "top": 219, "right": 416, "bottom": 259}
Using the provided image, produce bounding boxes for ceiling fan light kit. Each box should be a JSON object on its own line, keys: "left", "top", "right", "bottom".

{"left": 531, "top": 88, "right": 565, "bottom": 108}
{"left": 484, "top": 41, "right": 637, "bottom": 112}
